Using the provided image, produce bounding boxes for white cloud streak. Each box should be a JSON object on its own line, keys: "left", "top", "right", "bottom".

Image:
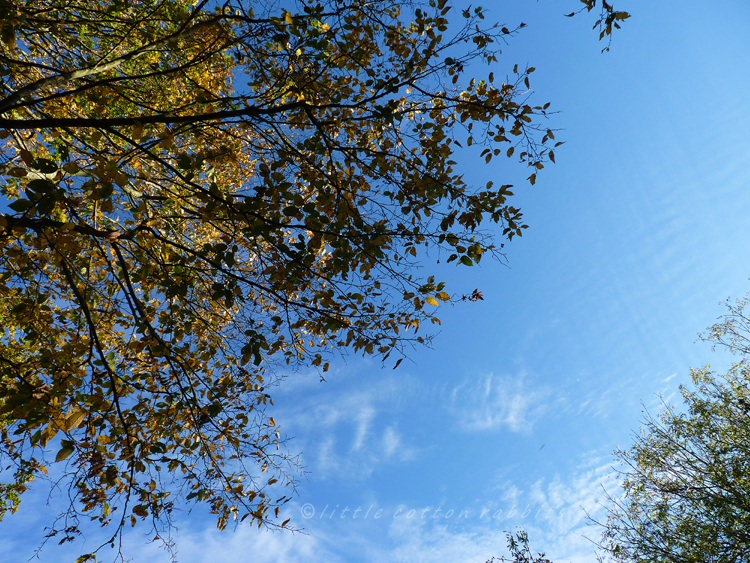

{"left": 125, "top": 454, "right": 620, "bottom": 563}
{"left": 449, "top": 372, "right": 551, "bottom": 434}
{"left": 278, "top": 379, "right": 419, "bottom": 479}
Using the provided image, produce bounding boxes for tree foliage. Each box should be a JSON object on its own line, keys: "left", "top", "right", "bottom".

{"left": 488, "top": 530, "right": 554, "bottom": 563}
{"left": 598, "top": 296, "right": 750, "bottom": 563}
{"left": 0, "top": 0, "right": 627, "bottom": 558}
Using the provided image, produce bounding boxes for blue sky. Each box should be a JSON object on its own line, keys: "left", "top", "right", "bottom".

{"left": 4, "top": 1, "right": 750, "bottom": 562}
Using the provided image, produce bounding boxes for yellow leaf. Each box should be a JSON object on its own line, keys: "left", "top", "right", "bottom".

{"left": 285, "top": 12, "right": 293, "bottom": 25}
{"left": 39, "top": 422, "right": 57, "bottom": 447}
{"left": 132, "top": 121, "right": 143, "bottom": 142}
{"left": 62, "top": 406, "right": 86, "bottom": 432}
{"left": 425, "top": 296, "right": 439, "bottom": 306}
{"left": 268, "top": 417, "right": 275, "bottom": 426}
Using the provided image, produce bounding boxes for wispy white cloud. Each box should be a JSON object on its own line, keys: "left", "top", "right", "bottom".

{"left": 7, "top": 448, "right": 622, "bottom": 563}
{"left": 317, "top": 434, "right": 339, "bottom": 474}
{"left": 663, "top": 372, "right": 678, "bottom": 382}
{"left": 122, "top": 454, "right": 620, "bottom": 563}
{"left": 382, "top": 425, "right": 400, "bottom": 459}
{"left": 382, "top": 425, "right": 415, "bottom": 462}
{"left": 564, "top": 368, "right": 678, "bottom": 422}
{"left": 126, "top": 510, "right": 344, "bottom": 563}
{"left": 352, "top": 406, "right": 376, "bottom": 452}
{"left": 526, "top": 457, "right": 622, "bottom": 563}
{"left": 278, "top": 377, "right": 420, "bottom": 479}
{"left": 449, "top": 372, "right": 551, "bottom": 434}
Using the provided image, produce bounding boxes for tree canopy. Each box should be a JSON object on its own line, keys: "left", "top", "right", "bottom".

{"left": 0, "top": 0, "right": 627, "bottom": 559}
{"left": 598, "top": 296, "right": 750, "bottom": 563}
{"left": 487, "top": 530, "right": 554, "bottom": 563}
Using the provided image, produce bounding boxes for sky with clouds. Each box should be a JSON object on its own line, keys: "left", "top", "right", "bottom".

{"left": 4, "top": 1, "right": 750, "bottom": 562}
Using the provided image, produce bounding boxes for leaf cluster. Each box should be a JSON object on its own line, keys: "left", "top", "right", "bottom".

{"left": 565, "top": 0, "right": 630, "bottom": 52}
{"left": 487, "top": 530, "right": 554, "bottom": 563}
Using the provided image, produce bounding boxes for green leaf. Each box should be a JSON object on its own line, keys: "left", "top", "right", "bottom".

{"left": 1, "top": 24, "right": 16, "bottom": 50}
{"left": 36, "top": 196, "right": 56, "bottom": 215}
{"left": 55, "top": 443, "right": 75, "bottom": 463}
{"left": 27, "top": 179, "right": 55, "bottom": 193}
{"left": 8, "top": 199, "right": 31, "bottom": 212}
{"left": 460, "top": 256, "right": 473, "bottom": 266}
{"left": 176, "top": 153, "right": 192, "bottom": 170}
{"left": 36, "top": 159, "right": 58, "bottom": 174}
